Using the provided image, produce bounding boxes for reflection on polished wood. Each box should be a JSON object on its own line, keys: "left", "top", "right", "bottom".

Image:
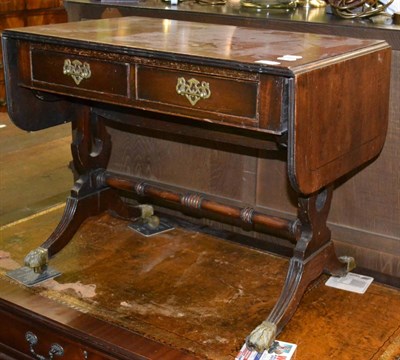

{"left": 2, "top": 15, "right": 391, "bottom": 355}
{"left": 1, "top": 210, "right": 400, "bottom": 359}
{"left": 64, "top": 0, "right": 400, "bottom": 284}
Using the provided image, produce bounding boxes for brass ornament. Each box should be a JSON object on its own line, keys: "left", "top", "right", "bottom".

{"left": 195, "top": 0, "right": 227, "bottom": 5}
{"left": 241, "top": 0, "right": 297, "bottom": 9}
{"left": 63, "top": 59, "right": 92, "bottom": 85}
{"left": 24, "top": 246, "right": 48, "bottom": 273}
{"left": 25, "top": 331, "right": 65, "bottom": 359}
{"left": 328, "top": 0, "right": 394, "bottom": 18}
{"left": 176, "top": 77, "right": 211, "bottom": 106}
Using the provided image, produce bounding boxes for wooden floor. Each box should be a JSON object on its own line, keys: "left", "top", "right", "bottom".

{"left": 0, "top": 112, "right": 72, "bottom": 226}
{"left": 1, "top": 112, "right": 400, "bottom": 359}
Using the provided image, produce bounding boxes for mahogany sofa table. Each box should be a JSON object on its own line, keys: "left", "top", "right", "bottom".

{"left": 2, "top": 16, "right": 391, "bottom": 354}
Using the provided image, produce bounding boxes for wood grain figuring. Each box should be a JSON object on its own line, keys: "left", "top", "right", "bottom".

{"left": 1, "top": 210, "right": 400, "bottom": 359}
{"left": 63, "top": 0, "right": 400, "bottom": 283}
{"left": 0, "top": 211, "right": 288, "bottom": 359}
{"left": 4, "top": 40, "right": 76, "bottom": 131}
{"left": 1, "top": 17, "right": 392, "bottom": 353}
{"left": 256, "top": 50, "right": 399, "bottom": 281}
{"left": 26, "top": 0, "right": 65, "bottom": 10}
{"left": 11, "top": 18, "right": 383, "bottom": 68}
{"left": 0, "top": 1, "right": 25, "bottom": 13}
{"left": 291, "top": 48, "right": 391, "bottom": 194}
{"left": 106, "top": 126, "right": 258, "bottom": 202}
{"left": 137, "top": 65, "right": 259, "bottom": 124}
{"left": 329, "top": 50, "right": 400, "bottom": 238}
{"left": 1, "top": 286, "right": 198, "bottom": 360}
{"left": 31, "top": 48, "right": 129, "bottom": 96}
{"left": 258, "top": 74, "right": 286, "bottom": 132}
{"left": 101, "top": 170, "right": 298, "bottom": 240}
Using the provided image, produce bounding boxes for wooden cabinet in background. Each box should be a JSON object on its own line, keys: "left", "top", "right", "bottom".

{"left": 0, "top": 0, "right": 67, "bottom": 112}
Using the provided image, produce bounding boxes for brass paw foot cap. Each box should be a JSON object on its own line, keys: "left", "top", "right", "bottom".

{"left": 24, "top": 247, "right": 49, "bottom": 274}
{"left": 246, "top": 321, "right": 277, "bottom": 353}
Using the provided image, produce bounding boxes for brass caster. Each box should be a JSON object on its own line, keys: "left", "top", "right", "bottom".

{"left": 339, "top": 255, "right": 356, "bottom": 273}
{"left": 137, "top": 204, "right": 154, "bottom": 219}
{"left": 246, "top": 321, "right": 277, "bottom": 353}
{"left": 145, "top": 215, "right": 160, "bottom": 229}
{"left": 136, "top": 204, "right": 160, "bottom": 229}
{"left": 24, "top": 247, "right": 49, "bottom": 274}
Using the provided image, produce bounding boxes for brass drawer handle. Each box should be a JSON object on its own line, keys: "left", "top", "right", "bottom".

{"left": 25, "top": 331, "right": 64, "bottom": 359}
{"left": 63, "top": 59, "right": 91, "bottom": 85}
{"left": 176, "top": 77, "right": 211, "bottom": 106}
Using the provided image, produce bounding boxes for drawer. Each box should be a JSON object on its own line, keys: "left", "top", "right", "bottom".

{"left": 22, "top": 43, "right": 287, "bottom": 133}
{"left": 30, "top": 48, "right": 129, "bottom": 99}
{"left": 137, "top": 65, "right": 259, "bottom": 127}
{"left": 1, "top": 309, "right": 115, "bottom": 360}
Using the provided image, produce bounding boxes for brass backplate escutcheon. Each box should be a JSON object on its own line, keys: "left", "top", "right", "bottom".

{"left": 63, "top": 59, "right": 92, "bottom": 85}
{"left": 176, "top": 77, "right": 211, "bottom": 106}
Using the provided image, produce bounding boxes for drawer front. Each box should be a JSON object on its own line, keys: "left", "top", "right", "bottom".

{"left": 31, "top": 49, "right": 129, "bottom": 97}
{"left": 137, "top": 65, "right": 258, "bottom": 124}
{"left": 1, "top": 309, "right": 115, "bottom": 360}
{"left": 22, "top": 43, "right": 286, "bottom": 133}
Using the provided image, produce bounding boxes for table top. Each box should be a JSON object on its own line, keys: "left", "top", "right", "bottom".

{"left": 2, "top": 15, "right": 391, "bottom": 194}
{"left": 5, "top": 16, "right": 387, "bottom": 74}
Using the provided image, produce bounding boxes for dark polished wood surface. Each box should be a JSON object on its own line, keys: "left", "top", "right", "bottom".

{"left": 1, "top": 15, "right": 392, "bottom": 358}
{"left": 0, "top": 279, "right": 199, "bottom": 360}
{"left": 64, "top": 0, "right": 400, "bottom": 284}
{"left": 1, "top": 210, "right": 400, "bottom": 359}
{"left": 3, "top": 17, "right": 391, "bottom": 194}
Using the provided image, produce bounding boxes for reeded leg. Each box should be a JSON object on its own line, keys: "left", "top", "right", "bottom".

{"left": 246, "top": 187, "right": 354, "bottom": 352}
{"left": 24, "top": 176, "right": 141, "bottom": 273}
{"left": 24, "top": 109, "right": 140, "bottom": 273}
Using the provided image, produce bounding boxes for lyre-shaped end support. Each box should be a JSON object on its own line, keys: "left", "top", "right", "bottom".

{"left": 24, "top": 247, "right": 49, "bottom": 274}
{"left": 246, "top": 321, "right": 277, "bottom": 353}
